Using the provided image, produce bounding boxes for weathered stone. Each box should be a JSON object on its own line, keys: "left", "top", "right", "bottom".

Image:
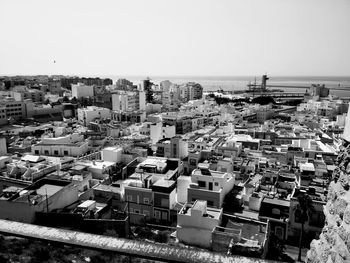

{"left": 306, "top": 140, "right": 350, "bottom": 263}
{"left": 343, "top": 205, "right": 350, "bottom": 225}
{"left": 339, "top": 171, "right": 350, "bottom": 190}
{"left": 332, "top": 198, "right": 348, "bottom": 219}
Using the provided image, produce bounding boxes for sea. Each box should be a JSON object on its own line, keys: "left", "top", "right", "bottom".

{"left": 100, "top": 75, "right": 350, "bottom": 98}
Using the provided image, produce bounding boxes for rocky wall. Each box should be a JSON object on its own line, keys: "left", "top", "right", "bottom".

{"left": 306, "top": 142, "right": 350, "bottom": 263}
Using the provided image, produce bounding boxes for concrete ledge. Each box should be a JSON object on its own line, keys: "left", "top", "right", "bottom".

{"left": 0, "top": 219, "right": 276, "bottom": 263}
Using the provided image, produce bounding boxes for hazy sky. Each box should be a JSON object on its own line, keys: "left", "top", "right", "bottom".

{"left": 1, "top": 0, "right": 349, "bottom": 76}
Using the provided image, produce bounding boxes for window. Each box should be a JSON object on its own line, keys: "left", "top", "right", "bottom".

{"left": 161, "top": 198, "right": 169, "bottom": 208}
{"left": 143, "top": 210, "right": 150, "bottom": 217}
{"left": 294, "top": 209, "right": 307, "bottom": 223}
{"left": 275, "top": 226, "right": 284, "bottom": 239}
{"left": 272, "top": 208, "right": 281, "bottom": 216}
{"left": 143, "top": 198, "right": 149, "bottom": 204}
{"left": 134, "top": 209, "right": 140, "bottom": 214}
{"left": 54, "top": 150, "right": 59, "bottom": 156}
{"left": 44, "top": 150, "right": 49, "bottom": 155}
{"left": 190, "top": 159, "right": 197, "bottom": 166}
{"left": 127, "top": 195, "right": 132, "bottom": 202}
{"left": 214, "top": 182, "right": 219, "bottom": 186}
{"left": 154, "top": 210, "right": 161, "bottom": 219}
{"left": 34, "top": 150, "right": 39, "bottom": 155}
{"left": 64, "top": 150, "right": 68, "bottom": 155}
{"left": 198, "top": 181, "right": 206, "bottom": 187}
{"left": 207, "top": 200, "right": 214, "bottom": 207}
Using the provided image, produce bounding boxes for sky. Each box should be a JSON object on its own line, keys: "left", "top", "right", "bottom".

{"left": 0, "top": 0, "right": 349, "bottom": 77}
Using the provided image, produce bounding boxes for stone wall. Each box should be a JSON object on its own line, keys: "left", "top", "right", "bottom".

{"left": 306, "top": 141, "right": 350, "bottom": 263}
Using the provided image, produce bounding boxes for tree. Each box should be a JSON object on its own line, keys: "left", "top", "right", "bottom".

{"left": 70, "top": 96, "right": 78, "bottom": 104}
{"left": 144, "top": 79, "right": 154, "bottom": 103}
{"left": 294, "top": 193, "right": 315, "bottom": 262}
{"left": 251, "top": 96, "right": 276, "bottom": 105}
{"left": 266, "top": 233, "right": 285, "bottom": 260}
{"left": 62, "top": 96, "right": 69, "bottom": 103}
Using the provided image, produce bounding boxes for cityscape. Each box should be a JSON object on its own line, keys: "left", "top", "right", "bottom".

{"left": 1, "top": 0, "right": 350, "bottom": 263}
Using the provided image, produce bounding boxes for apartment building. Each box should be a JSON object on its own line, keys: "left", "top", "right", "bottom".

{"left": 12, "top": 88, "right": 45, "bottom": 103}
{"left": 77, "top": 106, "right": 111, "bottom": 126}
{"left": 111, "top": 90, "right": 146, "bottom": 112}
{"left": 151, "top": 178, "right": 176, "bottom": 223}
{"left": 155, "top": 136, "right": 188, "bottom": 160}
{"left": 0, "top": 99, "right": 26, "bottom": 121}
{"left": 187, "top": 163, "right": 235, "bottom": 208}
{"left": 71, "top": 83, "right": 94, "bottom": 98}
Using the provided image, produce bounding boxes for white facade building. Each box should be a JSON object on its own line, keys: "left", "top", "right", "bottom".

{"left": 101, "top": 146, "right": 123, "bottom": 163}
{"left": 0, "top": 137, "right": 7, "bottom": 156}
{"left": 77, "top": 106, "right": 111, "bottom": 126}
{"left": 111, "top": 90, "right": 146, "bottom": 112}
{"left": 150, "top": 122, "right": 176, "bottom": 145}
{"left": 344, "top": 102, "right": 350, "bottom": 142}
{"left": 31, "top": 133, "right": 89, "bottom": 157}
{"left": 71, "top": 83, "right": 94, "bottom": 99}
{"left": 187, "top": 163, "right": 235, "bottom": 208}
{"left": 177, "top": 200, "right": 223, "bottom": 248}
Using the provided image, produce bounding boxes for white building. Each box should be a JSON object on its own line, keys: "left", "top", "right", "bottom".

{"left": 0, "top": 137, "right": 7, "bottom": 156}
{"left": 344, "top": 102, "right": 350, "bottom": 142}
{"left": 187, "top": 163, "right": 235, "bottom": 208}
{"left": 77, "top": 106, "right": 111, "bottom": 126}
{"left": 177, "top": 176, "right": 191, "bottom": 203}
{"left": 150, "top": 122, "right": 176, "bottom": 145}
{"left": 31, "top": 133, "right": 89, "bottom": 157}
{"left": 75, "top": 160, "right": 115, "bottom": 180}
{"left": 101, "top": 146, "right": 123, "bottom": 163}
{"left": 177, "top": 200, "right": 223, "bottom": 248}
{"left": 71, "top": 83, "right": 94, "bottom": 99}
{"left": 111, "top": 90, "right": 146, "bottom": 112}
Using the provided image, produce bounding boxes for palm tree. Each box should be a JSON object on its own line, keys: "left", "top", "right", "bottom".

{"left": 294, "top": 193, "right": 314, "bottom": 262}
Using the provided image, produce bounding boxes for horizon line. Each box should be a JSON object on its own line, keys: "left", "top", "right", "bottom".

{"left": 1, "top": 74, "right": 350, "bottom": 78}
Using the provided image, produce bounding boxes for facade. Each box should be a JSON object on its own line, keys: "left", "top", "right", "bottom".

{"left": 112, "top": 110, "right": 146, "bottom": 123}
{"left": 101, "top": 146, "right": 123, "bottom": 163}
{"left": 77, "top": 106, "right": 111, "bottom": 126}
{"left": 124, "top": 174, "right": 154, "bottom": 222}
{"left": 31, "top": 133, "right": 89, "bottom": 157}
{"left": 177, "top": 200, "right": 223, "bottom": 248}
{"left": 179, "top": 82, "right": 203, "bottom": 102}
{"left": 111, "top": 90, "right": 146, "bottom": 112}
{"left": 258, "top": 197, "right": 290, "bottom": 241}
{"left": 155, "top": 136, "right": 188, "bottom": 159}
{"left": 0, "top": 178, "right": 78, "bottom": 223}
{"left": 187, "top": 163, "right": 235, "bottom": 208}
{"left": 0, "top": 99, "right": 26, "bottom": 121}
{"left": 12, "top": 88, "right": 45, "bottom": 103}
{"left": 93, "top": 86, "right": 112, "bottom": 109}
{"left": 0, "top": 137, "right": 7, "bottom": 155}
{"left": 150, "top": 122, "right": 176, "bottom": 145}
{"left": 71, "top": 83, "right": 94, "bottom": 99}
{"left": 151, "top": 179, "right": 177, "bottom": 223}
